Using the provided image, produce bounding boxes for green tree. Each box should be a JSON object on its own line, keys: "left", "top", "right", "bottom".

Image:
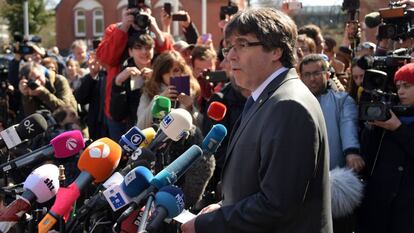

{"left": 1, "top": 0, "right": 51, "bottom": 36}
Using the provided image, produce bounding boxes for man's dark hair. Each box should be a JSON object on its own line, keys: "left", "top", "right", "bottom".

{"left": 299, "top": 54, "right": 329, "bottom": 73}
{"left": 127, "top": 33, "right": 154, "bottom": 49}
{"left": 298, "top": 24, "right": 322, "bottom": 44}
{"left": 191, "top": 45, "right": 217, "bottom": 66}
{"left": 324, "top": 36, "right": 336, "bottom": 52}
{"left": 224, "top": 8, "right": 297, "bottom": 68}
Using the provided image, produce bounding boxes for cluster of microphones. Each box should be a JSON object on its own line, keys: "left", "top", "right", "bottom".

{"left": 0, "top": 95, "right": 228, "bottom": 233}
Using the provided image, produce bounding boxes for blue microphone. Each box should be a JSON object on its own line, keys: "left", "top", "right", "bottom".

{"left": 119, "top": 126, "right": 146, "bottom": 156}
{"left": 202, "top": 124, "right": 227, "bottom": 155}
{"left": 146, "top": 185, "right": 185, "bottom": 233}
{"left": 103, "top": 166, "right": 154, "bottom": 211}
{"left": 150, "top": 145, "right": 203, "bottom": 189}
{"left": 116, "top": 145, "right": 202, "bottom": 224}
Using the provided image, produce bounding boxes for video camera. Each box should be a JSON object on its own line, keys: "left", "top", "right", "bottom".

{"left": 376, "top": 1, "right": 414, "bottom": 40}
{"left": 128, "top": 0, "right": 151, "bottom": 34}
{"left": 358, "top": 50, "right": 414, "bottom": 121}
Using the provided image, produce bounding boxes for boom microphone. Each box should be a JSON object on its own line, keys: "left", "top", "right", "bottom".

{"left": 207, "top": 102, "right": 227, "bottom": 121}
{"left": 364, "top": 12, "right": 381, "bottom": 28}
{"left": 0, "top": 113, "right": 48, "bottom": 149}
{"left": 0, "top": 164, "right": 60, "bottom": 233}
{"left": 38, "top": 138, "right": 122, "bottom": 233}
{"left": 146, "top": 185, "right": 185, "bottom": 233}
{"left": 0, "top": 130, "right": 85, "bottom": 173}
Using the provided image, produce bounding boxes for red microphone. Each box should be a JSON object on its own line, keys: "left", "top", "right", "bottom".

{"left": 207, "top": 101, "right": 227, "bottom": 121}
{"left": 38, "top": 138, "right": 122, "bottom": 233}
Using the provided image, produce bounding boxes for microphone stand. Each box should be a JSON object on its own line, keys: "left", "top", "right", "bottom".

{"left": 58, "top": 165, "right": 66, "bottom": 233}
{"left": 137, "top": 193, "right": 154, "bottom": 233}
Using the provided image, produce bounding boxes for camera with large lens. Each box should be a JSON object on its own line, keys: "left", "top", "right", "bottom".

{"left": 375, "top": 1, "right": 414, "bottom": 40}
{"left": 359, "top": 50, "right": 413, "bottom": 121}
{"left": 128, "top": 0, "right": 151, "bottom": 34}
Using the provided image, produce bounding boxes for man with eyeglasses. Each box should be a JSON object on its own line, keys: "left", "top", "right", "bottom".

{"left": 299, "top": 54, "right": 364, "bottom": 233}
{"left": 182, "top": 8, "right": 332, "bottom": 233}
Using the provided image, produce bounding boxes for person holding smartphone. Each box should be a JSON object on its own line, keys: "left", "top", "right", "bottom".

{"left": 136, "top": 50, "right": 200, "bottom": 129}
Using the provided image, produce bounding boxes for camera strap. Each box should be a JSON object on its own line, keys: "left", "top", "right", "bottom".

{"left": 369, "top": 129, "right": 386, "bottom": 177}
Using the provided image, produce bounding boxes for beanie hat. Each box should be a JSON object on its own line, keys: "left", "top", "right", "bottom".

{"left": 394, "top": 63, "right": 414, "bottom": 85}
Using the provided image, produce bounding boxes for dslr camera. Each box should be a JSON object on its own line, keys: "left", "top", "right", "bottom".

{"left": 128, "top": 0, "right": 151, "bottom": 34}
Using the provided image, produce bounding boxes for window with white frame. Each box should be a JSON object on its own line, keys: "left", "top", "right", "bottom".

{"left": 75, "top": 10, "right": 86, "bottom": 37}
{"left": 93, "top": 9, "right": 104, "bottom": 37}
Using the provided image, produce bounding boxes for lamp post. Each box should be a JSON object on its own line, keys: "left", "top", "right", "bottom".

{"left": 23, "top": 0, "right": 29, "bottom": 37}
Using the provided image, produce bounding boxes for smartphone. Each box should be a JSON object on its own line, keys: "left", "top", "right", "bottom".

{"left": 201, "top": 33, "right": 212, "bottom": 44}
{"left": 172, "top": 14, "right": 188, "bottom": 21}
{"left": 202, "top": 70, "right": 228, "bottom": 83}
{"left": 170, "top": 76, "right": 190, "bottom": 96}
{"left": 164, "top": 2, "right": 172, "bottom": 16}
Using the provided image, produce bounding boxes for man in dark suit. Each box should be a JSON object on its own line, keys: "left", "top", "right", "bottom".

{"left": 182, "top": 8, "right": 333, "bottom": 233}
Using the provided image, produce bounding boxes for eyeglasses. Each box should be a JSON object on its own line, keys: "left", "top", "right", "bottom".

{"left": 301, "top": 71, "right": 326, "bottom": 79}
{"left": 221, "top": 39, "right": 264, "bottom": 57}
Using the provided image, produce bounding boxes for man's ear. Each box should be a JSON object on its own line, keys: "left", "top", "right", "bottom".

{"left": 325, "top": 71, "right": 331, "bottom": 80}
{"left": 270, "top": 48, "right": 283, "bottom": 63}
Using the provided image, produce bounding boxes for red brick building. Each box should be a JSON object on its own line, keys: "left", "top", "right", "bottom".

{"left": 55, "top": 0, "right": 246, "bottom": 52}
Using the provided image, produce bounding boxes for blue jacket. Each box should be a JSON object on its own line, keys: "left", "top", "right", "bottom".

{"left": 318, "top": 89, "right": 360, "bottom": 169}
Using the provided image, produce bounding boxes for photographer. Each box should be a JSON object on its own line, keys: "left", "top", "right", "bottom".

{"left": 358, "top": 62, "right": 414, "bottom": 233}
{"left": 18, "top": 62, "right": 77, "bottom": 116}
{"left": 96, "top": 0, "right": 172, "bottom": 140}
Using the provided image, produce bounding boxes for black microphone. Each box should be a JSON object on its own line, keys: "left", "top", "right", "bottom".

{"left": 365, "top": 12, "right": 381, "bottom": 28}
{"left": 0, "top": 113, "right": 48, "bottom": 150}
{"left": 0, "top": 130, "right": 84, "bottom": 173}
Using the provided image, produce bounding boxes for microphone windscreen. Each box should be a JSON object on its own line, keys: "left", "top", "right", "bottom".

{"left": 121, "top": 166, "right": 154, "bottom": 198}
{"left": 15, "top": 113, "right": 48, "bottom": 140}
{"left": 160, "top": 108, "right": 193, "bottom": 141}
{"left": 23, "top": 164, "right": 60, "bottom": 203}
{"left": 119, "top": 126, "right": 146, "bottom": 155}
{"left": 207, "top": 102, "right": 227, "bottom": 121}
{"left": 140, "top": 127, "right": 156, "bottom": 148}
{"left": 151, "top": 145, "right": 203, "bottom": 189}
{"left": 364, "top": 12, "right": 381, "bottom": 28}
{"left": 151, "top": 96, "right": 172, "bottom": 120}
{"left": 155, "top": 185, "right": 185, "bottom": 218}
{"left": 50, "top": 130, "right": 85, "bottom": 158}
{"left": 78, "top": 137, "right": 122, "bottom": 183}
{"left": 202, "top": 124, "right": 227, "bottom": 154}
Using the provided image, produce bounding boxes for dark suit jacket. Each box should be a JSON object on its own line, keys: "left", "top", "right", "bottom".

{"left": 195, "top": 68, "right": 333, "bottom": 233}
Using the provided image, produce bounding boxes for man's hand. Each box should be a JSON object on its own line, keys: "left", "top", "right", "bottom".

{"left": 18, "top": 79, "right": 30, "bottom": 96}
{"left": 369, "top": 110, "right": 402, "bottom": 131}
{"left": 28, "top": 85, "right": 45, "bottom": 97}
{"left": 115, "top": 67, "right": 141, "bottom": 86}
{"left": 181, "top": 216, "right": 196, "bottom": 233}
{"left": 119, "top": 9, "right": 135, "bottom": 32}
{"left": 179, "top": 11, "right": 192, "bottom": 28}
{"left": 345, "top": 154, "right": 365, "bottom": 172}
{"left": 198, "top": 203, "right": 221, "bottom": 214}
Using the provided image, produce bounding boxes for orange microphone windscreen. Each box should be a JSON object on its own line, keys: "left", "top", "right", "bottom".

{"left": 77, "top": 137, "right": 122, "bottom": 183}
